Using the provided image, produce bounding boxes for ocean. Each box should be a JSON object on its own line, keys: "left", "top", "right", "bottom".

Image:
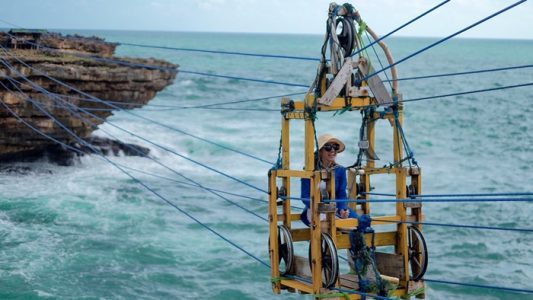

{"left": 0, "top": 30, "right": 532, "bottom": 300}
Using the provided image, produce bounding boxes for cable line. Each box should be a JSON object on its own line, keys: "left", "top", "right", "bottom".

{"left": 0, "top": 56, "right": 269, "bottom": 196}
{"left": 417, "top": 192, "right": 533, "bottom": 198}
{"left": 159, "top": 91, "right": 305, "bottom": 109}
{"left": 363, "top": 192, "right": 533, "bottom": 198}
{"left": 358, "top": 0, "right": 527, "bottom": 85}
{"left": 179, "top": 69, "right": 309, "bottom": 88}
{"left": 424, "top": 278, "right": 533, "bottom": 295}
{"left": 119, "top": 42, "right": 321, "bottom": 62}
{"left": 350, "top": 0, "right": 450, "bottom": 58}
{"left": 4, "top": 31, "right": 310, "bottom": 90}
{"left": 387, "top": 64, "right": 533, "bottom": 82}
{"left": 0, "top": 78, "right": 271, "bottom": 268}
{"left": 401, "top": 82, "right": 533, "bottom": 104}
{"left": 0, "top": 46, "right": 276, "bottom": 166}
{"left": 282, "top": 196, "right": 533, "bottom": 203}
{"left": 0, "top": 63, "right": 270, "bottom": 223}
{"left": 119, "top": 164, "right": 305, "bottom": 211}
{"left": 120, "top": 164, "right": 269, "bottom": 203}
{"left": 379, "top": 219, "right": 533, "bottom": 233}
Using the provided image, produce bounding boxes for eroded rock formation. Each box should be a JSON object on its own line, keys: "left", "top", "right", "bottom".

{"left": 0, "top": 30, "right": 178, "bottom": 164}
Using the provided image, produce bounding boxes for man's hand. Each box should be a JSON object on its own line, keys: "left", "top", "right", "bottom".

{"left": 338, "top": 208, "right": 350, "bottom": 218}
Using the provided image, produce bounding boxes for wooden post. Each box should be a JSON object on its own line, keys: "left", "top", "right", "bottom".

{"left": 363, "top": 116, "right": 376, "bottom": 214}
{"left": 304, "top": 93, "right": 316, "bottom": 172}
{"left": 393, "top": 106, "right": 410, "bottom": 290}
{"left": 268, "top": 170, "right": 281, "bottom": 293}
{"left": 282, "top": 115, "right": 291, "bottom": 228}
{"left": 327, "top": 170, "right": 337, "bottom": 241}
{"left": 310, "top": 172, "right": 323, "bottom": 295}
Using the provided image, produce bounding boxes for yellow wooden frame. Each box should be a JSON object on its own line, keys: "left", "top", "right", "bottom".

{"left": 268, "top": 92, "right": 425, "bottom": 299}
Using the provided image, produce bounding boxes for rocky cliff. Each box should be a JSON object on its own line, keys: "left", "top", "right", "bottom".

{"left": 0, "top": 30, "right": 178, "bottom": 164}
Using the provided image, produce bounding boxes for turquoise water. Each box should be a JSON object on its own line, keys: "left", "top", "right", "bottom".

{"left": 1, "top": 31, "right": 532, "bottom": 299}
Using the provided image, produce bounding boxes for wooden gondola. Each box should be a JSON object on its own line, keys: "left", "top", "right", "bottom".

{"left": 268, "top": 3, "right": 427, "bottom": 299}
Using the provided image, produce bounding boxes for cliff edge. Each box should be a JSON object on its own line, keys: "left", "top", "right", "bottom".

{"left": 0, "top": 30, "right": 178, "bottom": 164}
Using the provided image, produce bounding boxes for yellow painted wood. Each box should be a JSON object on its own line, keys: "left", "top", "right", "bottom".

{"left": 396, "top": 167, "right": 410, "bottom": 289}
{"left": 291, "top": 228, "right": 310, "bottom": 242}
{"left": 336, "top": 231, "right": 397, "bottom": 249}
{"left": 304, "top": 95, "right": 315, "bottom": 172}
{"left": 310, "top": 172, "right": 323, "bottom": 294}
{"left": 292, "top": 97, "right": 372, "bottom": 111}
{"left": 282, "top": 116, "right": 291, "bottom": 228}
{"left": 279, "top": 279, "right": 313, "bottom": 294}
{"left": 327, "top": 170, "right": 337, "bottom": 240}
{"left": 276, "top": 169, "right": 313, "bottom": 179}
{"left": 362, "top": 167, "right": 400, "bottom": 175}
{"left": 271, "top": 87, "right": 424, "bottom": 298}
{"left": 284, "top": 112, "right": 306, "bottom": 119}
{"left": 268, "top": 171, "right": 281, "bottom": 293}
{"left": 364, "top": 118, "right": 376, "bottom": 214}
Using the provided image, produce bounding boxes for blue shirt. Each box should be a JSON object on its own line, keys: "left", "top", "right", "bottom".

{"left": 300, "top": 165, "right": 350, "bottom": 211}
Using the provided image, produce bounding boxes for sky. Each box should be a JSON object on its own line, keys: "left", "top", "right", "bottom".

{"left": 1, "top": 0, "right": 532, "bottom": 40}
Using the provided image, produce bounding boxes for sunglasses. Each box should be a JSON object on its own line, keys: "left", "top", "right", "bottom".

{"left": 322, "top": 143, "right": 340, "bottom": 152}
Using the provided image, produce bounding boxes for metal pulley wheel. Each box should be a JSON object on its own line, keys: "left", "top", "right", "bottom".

{"left": 335, "top": 16, "right": 355, "bottom": 57}
{"left": 407, "top": 225, "right": 428, "bottom": 281}
{"left": 308, "top": 232, "right": 339, "bottom": 288}
{"left": 269, "top": 225, "right": 294, "bottom": 275}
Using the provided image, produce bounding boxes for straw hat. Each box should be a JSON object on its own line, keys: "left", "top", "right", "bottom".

{"left": 317, "top": 133, "right": 345, "bottom": 153}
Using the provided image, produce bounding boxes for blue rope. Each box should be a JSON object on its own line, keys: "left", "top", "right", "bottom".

{"left": 358, "top": 0, "right": 527, "bottom": 84}
{"left": 401, "top": 82, "right": 533, "bottom": 104}
{"left": 0, "top": 89, "right": 86, "bottom": 157}
{"left": 179, "top": 69, "right": 309, "bottom": 88}
{"left": 119, "top": 42, "right": 321, "bottom": 62}
{"left": 387, "top": 64, "right": 533, "bottom": 82}
{"left": 364, "top": 31, "right": 393, "bottom": 91}
{"left": 160, "top": 81, "right": 533, "bottom": 112}
{"left": 0, "top": 46, "right": 276, "bottom": 166}
{"left": 350, "top": 0, "right": 451, "bottom": 58}
{"left": 7, "top": 77, "right": 533, "bottom": 297}
{"left": 416, "top": 192, "right": 533, "bottom": 198}
{"left": 143, "top": 106, "right": 279, "bottom": 112}
{"left": 284, "top": 196, "right": 533, "bottom": 203}
{"left": 1, "top": 0, "right": 448, "bottom": 71}
{"left": 148, "top": 91, "right": 306, "bottom": 109}
{"left": 364, "top": 192, "right": 533, "bottom": 198}
{"left": 1, "top": 68, "right": 269, "bottom": 223}
{"left": 0, "top": 79, "right": 271, "bottom": 269}
{"left": 0, "top": 57, "right": 269, "bottom": 196}
{"left": 120, "top": 164, "right": 305, "bottom": 211}
{"left": 3, "top": 31, "right": 308, "bottom": 90}
{"left": 121, "top": 165, "right": 266, "bottom": 202}
{"left": 362, "top": 192, "right": 395, "bottom": 197}
{"left": 380, "top": 220, "right": 533, "bottom": 233}
{"left": 425, "top": 278, "right": 533, "bottom": 294}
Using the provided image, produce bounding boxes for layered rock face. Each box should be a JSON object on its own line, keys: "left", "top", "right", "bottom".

{"left": 0, "top": 30, "right": 178, "bottom": 163}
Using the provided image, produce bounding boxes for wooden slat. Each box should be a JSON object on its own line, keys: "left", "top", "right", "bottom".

{"left": 280, "top": 279, "right": 313, "bottom": 294}
{"left": 340, "top": 274, "right": 359, "bottom": 290}
{"left": 275, "top": 169, "right": 312, "bottom": 179}
{"left": 358, "top": 58, "right": 392, "bottom": 106}
{"left": 276, "top": 213, "right": 302, "bottom": 222}
{"left": 318, "top": 57, "right": 353, "bottom": 105}
{"left": 291, "top": 228, "right": 310, "bottom": 242}
{"left": 340, "top": 274, "right": 399, "bottom": 290}
{"left": 336, "top": 231, "right": 397, "bottom": 249}
{"left": 292, "top": 98, "right": 372, "bottom": 111}
{"left": 375, "top": 252, "right": 405, "bottom": 279}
